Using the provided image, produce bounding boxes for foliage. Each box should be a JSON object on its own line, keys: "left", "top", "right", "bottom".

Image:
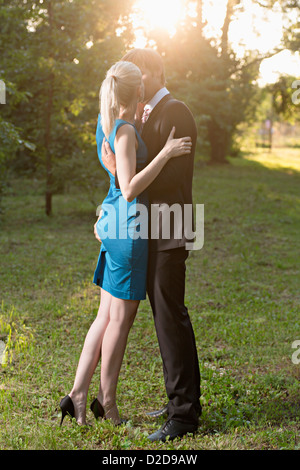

{"left": 267, "top": 75, "right": 300, "bottom": 123}
{"left": 1, "top": 0, "right": 299, "bottom": 211}
{"left": 257, "top": 0, "right": 300, "bottom": 51}
{"left": 146, "top": 3, "right": 262, "bottom": 163}
{"left": 0, "top": 0, "right": 134, "bottom": 214}
{"left": 140, "top": 0, "right": 300, "bottom": 163}
{"left": 0, "top": 302, "right": 34, "bottom": 368}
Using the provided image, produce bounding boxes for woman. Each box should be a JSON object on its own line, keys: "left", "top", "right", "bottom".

{"left": 59, "top": 61, "right": 192, "bottom": 426}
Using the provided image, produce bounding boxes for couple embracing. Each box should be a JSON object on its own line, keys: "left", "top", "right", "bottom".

{"left": 60, "top": 48, "right": 201, "bottom": 442}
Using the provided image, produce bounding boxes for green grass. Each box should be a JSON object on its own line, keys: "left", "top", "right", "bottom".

{"left": 0, "top": 148, "right": 299, "bottom": 450}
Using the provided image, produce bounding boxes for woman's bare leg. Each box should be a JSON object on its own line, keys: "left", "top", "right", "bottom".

{"left": 69, "top": 289, "right": 112, "bottom": 424}
{"left": 98, "top": 297, "right": 139, "bottom": 423}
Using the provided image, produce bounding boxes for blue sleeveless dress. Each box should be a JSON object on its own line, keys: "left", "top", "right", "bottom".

{"left": 93, "top": 115, "right": 149, "bottom": 300}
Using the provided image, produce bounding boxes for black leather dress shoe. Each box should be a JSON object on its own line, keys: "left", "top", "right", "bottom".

{"left": 148, "top": 419, "right": 198, "bottom": 442}
{"left": 146, "top": 405, "right": 168, "bottom": 418}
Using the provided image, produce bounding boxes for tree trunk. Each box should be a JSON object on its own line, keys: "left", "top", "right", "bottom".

{"left": 221, "top": 0, "right": 232, "bottom": 56}
{"left": 197, "top": 0, "right": 204, "bottom": 36}
{"left": 45, "top": 0, "right": 54, "bottom": 216}
{"left": 208, "top": 0, "right": 238, "bottom": 164}
{"left": 208, "top": 120, "right": 230, "bottom": 164}
{"left": 45, "top": 74, "right": 54, "bottom": 216}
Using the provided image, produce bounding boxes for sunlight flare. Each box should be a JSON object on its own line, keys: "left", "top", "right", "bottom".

{"left": 130, "top": 0, "right": 300, "bottom": 85}
{"left": 133, "top": 0, "right": 185, "bottom": 37}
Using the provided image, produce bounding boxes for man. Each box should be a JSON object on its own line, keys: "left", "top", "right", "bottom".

{"left": 101, "top": 48, "right": 201, "bottom": 441}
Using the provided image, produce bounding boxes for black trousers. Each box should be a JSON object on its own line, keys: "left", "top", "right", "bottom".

{"left": 147, "top": 247, "right": 201, "bottom": 425}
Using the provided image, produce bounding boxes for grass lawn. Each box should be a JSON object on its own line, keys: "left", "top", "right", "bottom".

{"left": 0, "top": 148, "right": 299, "bottom": 450}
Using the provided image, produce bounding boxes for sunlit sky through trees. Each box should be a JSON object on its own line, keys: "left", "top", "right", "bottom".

{"left": 130, "top": 0, "right": 300, "bottom": 86}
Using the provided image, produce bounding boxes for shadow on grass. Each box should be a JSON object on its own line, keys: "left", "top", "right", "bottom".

{"left": 256, "top": 397, "right": 300, "bottom": 424}
{"left": 198, "top": 395, "right": 300, "bottom": 436}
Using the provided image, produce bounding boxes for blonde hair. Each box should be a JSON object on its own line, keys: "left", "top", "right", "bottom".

{"left": 100, "top": 61, "right": 143, "bottom": 138}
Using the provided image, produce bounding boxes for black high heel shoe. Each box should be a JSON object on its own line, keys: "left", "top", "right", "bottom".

{"left": 90, "top": 398, "right": 126, "bottom": 425}
{"left": 59, "top": 395, "right": 75, "bottom": 426}
{"left": 90, "top": 398, "right": 105, "bottom": 420}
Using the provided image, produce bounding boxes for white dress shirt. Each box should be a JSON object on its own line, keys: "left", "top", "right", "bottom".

{"left": 143, "top": 87, "right": 170, "bottom": 116}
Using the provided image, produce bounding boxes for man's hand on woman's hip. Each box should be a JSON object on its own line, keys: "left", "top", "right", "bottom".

{"left": 101, "top": 138, "right": 116, "bottom": 176}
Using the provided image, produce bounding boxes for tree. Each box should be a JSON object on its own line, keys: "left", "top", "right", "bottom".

{"left": 256, "top": 0, "right": 300, "bottom": 51}
{"left": 1, "top": 0, "right": 134, "bottom": 215}
{"left": 151, "top": 0, "right": 261, "bottom": 163}
{"left": 0, "top": 1, "right": 36, "bottom": 214}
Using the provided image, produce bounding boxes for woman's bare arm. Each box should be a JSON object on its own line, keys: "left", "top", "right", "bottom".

{"left": 115, "top": 124, "right": 191, "bottom": 202}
